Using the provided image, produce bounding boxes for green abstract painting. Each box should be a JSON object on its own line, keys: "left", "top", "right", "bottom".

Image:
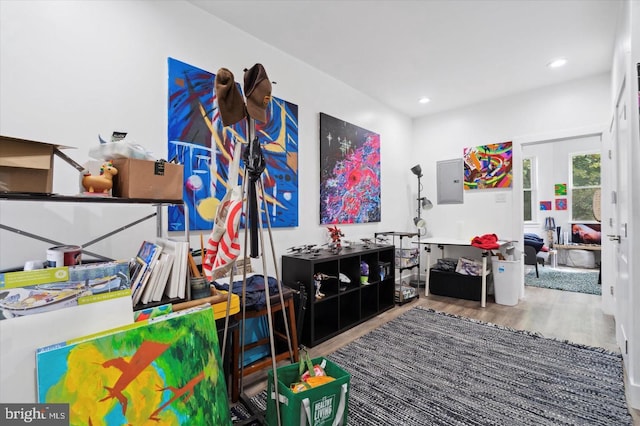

{"left": 555, "top": 183, "right": 567, "bottom": 196}
{"left": 36, "top": 306, "right": 231, "bottom": 425}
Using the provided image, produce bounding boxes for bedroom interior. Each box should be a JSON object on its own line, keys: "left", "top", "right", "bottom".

{"left": 0, "top": 0, "right": 639, "bottom": 424}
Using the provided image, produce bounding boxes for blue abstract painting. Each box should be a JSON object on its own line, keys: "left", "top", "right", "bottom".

{"left": 167, "top": 58, "right": 299, "bottom": 231}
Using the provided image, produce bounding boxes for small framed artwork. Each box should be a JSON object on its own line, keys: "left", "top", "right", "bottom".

{"left": 555, "top": 183, "right": 567, "bottom": 196}
{"left": 540, "top": 201, "right": 552, "bottom": 210}
{"left": 555, "top": 198, "right": 567, "bottom": 210}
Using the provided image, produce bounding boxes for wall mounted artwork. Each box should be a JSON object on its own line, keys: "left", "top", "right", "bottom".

{"left": 36, "top": 306, "right": 230, "bottom": 425}
{"left": 319, "top": 113, "right": 381, "bottom": 224}
{"left": 540, "top": 201, "right": 552, "bottom": 210}
{"left": 167, "top": 58, "right": 299, "bottom": 231}
{"left": 555, "top": 198, "right": 568, "bottom": 210}
{"left": 463, "top": 141, "right": 513, "bottom": 190}
{"left": 555, "top": 183, "right": 567, "bottom": 196}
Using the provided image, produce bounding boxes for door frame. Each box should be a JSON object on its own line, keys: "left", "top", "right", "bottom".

{"left": 511, "top": 125, "right": 611, "bottom": 312}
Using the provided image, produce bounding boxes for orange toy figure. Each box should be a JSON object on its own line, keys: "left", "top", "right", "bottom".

{"left": 82, "top": 161, "right": 118, "bottom": 194}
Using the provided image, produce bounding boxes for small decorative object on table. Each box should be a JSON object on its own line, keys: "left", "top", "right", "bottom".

{"left": 82, "top": 161, "right": 118, "bottom": 194}
{"left": 313, "top": 272, "right": 330, "bottom": 299}
{"left": 360, "top": 261, "right": 369, "bottom": 285}
{"left": 544, "top": 216, "right": 556, "bottom": 248}
{"left": 287, "top": 244, "right": 320, "bottom": 256}
{"left": 327, "top": 225, "right": 344, "bottom": 254}
{"left": 338, "top": 273, "right": 350, "bottom": 291}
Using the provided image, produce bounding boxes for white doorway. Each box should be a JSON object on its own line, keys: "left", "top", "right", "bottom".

{"left": 512, "top": 126, "right": 611, "bottom": 311}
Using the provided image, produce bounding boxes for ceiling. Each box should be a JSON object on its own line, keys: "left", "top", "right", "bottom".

{"left": 188, "top": 0, "right": 621, "bottom": 118}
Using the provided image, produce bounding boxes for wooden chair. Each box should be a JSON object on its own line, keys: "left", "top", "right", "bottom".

{"left": 231, "top": 287, "right": 299, "bottom": 402}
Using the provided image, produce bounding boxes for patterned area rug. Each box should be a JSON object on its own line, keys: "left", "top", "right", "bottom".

{"left": 237, "top": 307, "right": 632, "bottom": 425}
{"left": 525, "top": 267, "right": 601, "bottom": 295}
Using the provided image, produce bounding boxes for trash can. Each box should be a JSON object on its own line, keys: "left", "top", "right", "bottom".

{"left": 491, "top": 256, "right": 521, "bottom": 306}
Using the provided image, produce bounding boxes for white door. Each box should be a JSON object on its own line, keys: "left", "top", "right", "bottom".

{"left": 612, "top": 76, "right": 631, "bottom": 356}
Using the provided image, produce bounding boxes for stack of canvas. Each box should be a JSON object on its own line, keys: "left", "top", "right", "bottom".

{"left": 130, "top": 238, "right": 190, "bottom": 307}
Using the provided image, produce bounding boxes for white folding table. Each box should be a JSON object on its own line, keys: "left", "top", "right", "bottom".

{"left": 415, "top": 237, "right": 513, "bottom": 308}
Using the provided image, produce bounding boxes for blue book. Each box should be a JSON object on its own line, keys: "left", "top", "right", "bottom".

{"left": 130, "top": 241, "right": 163, "bottom": 306}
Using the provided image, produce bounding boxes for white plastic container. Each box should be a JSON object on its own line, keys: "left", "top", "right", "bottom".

{"left": 491, "top": 258, "right": 520, "bottom": 306}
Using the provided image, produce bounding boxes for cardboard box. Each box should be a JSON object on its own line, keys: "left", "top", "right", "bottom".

{"left": 0, "top": 135, "right": 71, "bottom": 193}
{"left": 111, "top": 158, "right": 183, "bottom": 200}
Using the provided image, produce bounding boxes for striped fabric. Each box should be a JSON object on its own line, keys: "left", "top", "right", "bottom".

{"left": 202, "top": 188, "right": 243, "bottom": 281}
{"left": 203, "top": 142, "right": 243, "bottom": 281}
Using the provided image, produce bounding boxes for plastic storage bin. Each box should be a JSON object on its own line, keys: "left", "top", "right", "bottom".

{"left": 491, "top": 257, "right": 521, "bottom": 306}
{"left": 429, "top": 269, "right": 482, "bottom": 301}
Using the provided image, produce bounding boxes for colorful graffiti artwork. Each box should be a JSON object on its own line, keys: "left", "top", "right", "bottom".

{"left": 319, "top": 113, "right": 381, "bottom": 224}
{"left": 36, "top": 306, "right": 230, "bottom": 425}
{"left": 463, "top": 141, "right": 513, "bottom": 190}
{"left": 167, "top": 58, "right": 299, "bottom": 231}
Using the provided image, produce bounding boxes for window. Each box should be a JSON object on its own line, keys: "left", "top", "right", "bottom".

{"left": 570, "top": 152, "right": 600, "bottom": 221}
{"left": 522, "top": 157, "right": 535, "bottom": 221}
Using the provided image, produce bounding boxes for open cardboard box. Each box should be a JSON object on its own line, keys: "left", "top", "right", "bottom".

{"left": 0, "top": 135, "right": 75, "bottom": 193}
{"left": 111, "top": 158, "right": 184, "bottom": 200}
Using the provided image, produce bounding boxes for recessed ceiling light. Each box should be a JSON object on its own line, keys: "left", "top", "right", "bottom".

{"left": 547, "top": 58, "right": 567, "bottom": 68}
{"left": 418, "top": 97, "right": 431, "bottom": 104}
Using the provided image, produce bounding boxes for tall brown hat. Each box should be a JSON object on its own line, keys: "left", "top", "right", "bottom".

{"left": 243, "top": 64, "right": 272, "bottom": 123}
{"left": 214, "top": 68, "right": 246, "bottom": 127}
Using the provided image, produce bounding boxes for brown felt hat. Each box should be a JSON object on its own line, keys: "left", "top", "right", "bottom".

{"left": 243, "top": 64, "right": 272, "bottom": 123}
{"left": 215, "top": 68, "right": 246, "bottom": 127}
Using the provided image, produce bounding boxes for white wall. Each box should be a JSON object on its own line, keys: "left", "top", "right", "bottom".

{"left": 412, "top": 74, "right": 609, "bottom": 260}
{"left": 0, "top": 0, "right": 412, "bottom": 273}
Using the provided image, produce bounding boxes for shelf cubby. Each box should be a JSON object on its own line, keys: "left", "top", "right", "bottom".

{"left": 282, "top": 244, "right": 395, "bottom": 347}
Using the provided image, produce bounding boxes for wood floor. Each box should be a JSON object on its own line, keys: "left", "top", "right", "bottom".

{"left": 235, "top": 285, "right": 640, "bottom": 423}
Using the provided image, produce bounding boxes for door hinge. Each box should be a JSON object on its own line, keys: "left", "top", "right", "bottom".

{"left": 608, "top": 149, "right": 612, "bottom": 159}
{"left": 609, "top": 218, "right": 613, "bottom": 227}
{"left": 624, "top": 223, "right": 628, "bottom": 238}
{"left": 610, "top": 286, "right": 614, "bottom": 296}
{"left": 611, "top": 191, "right": 617, "bottom": 204}
{"left": 625, "top": 339, "right": 628, "bottom": 354}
